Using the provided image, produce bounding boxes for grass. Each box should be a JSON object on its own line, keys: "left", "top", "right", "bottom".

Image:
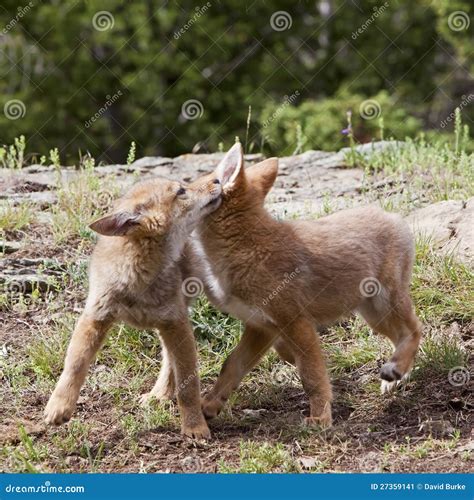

{"left": 0, "top": 202, "right": 35, "bottom": 234}
{"left": 51, "top": 169, "right": 120, "bottom": 243}
{"left": 218, "top": 441, "right": 299, "bottom": 473}
{"left": 0, "top": 132, "right": 472, "bottom": 473}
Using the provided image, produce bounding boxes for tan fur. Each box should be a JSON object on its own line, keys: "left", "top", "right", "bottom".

{"left": 44, "top": 176, "right": 223, "bottom": 439}
{"left": 191, "top": 143, "right": 421, "bottom": 427}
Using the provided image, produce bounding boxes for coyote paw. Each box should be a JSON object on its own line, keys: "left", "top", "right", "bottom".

{"left": 304, "top": 408, "right": 333, "bottom": 428}
{"left": 139, "top": 387, "right": 175, "bottom": 407}
{"left": 380, "top": 379, "right": 400, "bottom": 394}
{"left": 44, "top": 394, "right": 76, "bottom": 426}
{"left": 380, "top": 362, "right": 410, "bottom": 394}
{"left": 380, "top": 361, "right": 403, "bottom": 382}
{"left": 201, "top": 397, "right": 223, "bottom": 420}
{"left": 182, "top": 421, "right": 211, "bottom": 440}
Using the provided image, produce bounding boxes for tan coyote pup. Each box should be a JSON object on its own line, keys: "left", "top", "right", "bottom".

{"left": 193, "top": 143, "right": 421, "bottom": 427}
{"left": 44, "top": 175, "right": 223, "bottom": 439}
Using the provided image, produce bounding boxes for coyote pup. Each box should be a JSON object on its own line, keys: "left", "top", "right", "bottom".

{"left": 195, "top": 144, "right": 421, "bottom": 427}
{"left": 44, "top": 176, "right": 222, "bottom": 439}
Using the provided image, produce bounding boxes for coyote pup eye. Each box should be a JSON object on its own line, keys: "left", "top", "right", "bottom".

{"left": 176, "top": 187, "right": 186, "bottom": 196}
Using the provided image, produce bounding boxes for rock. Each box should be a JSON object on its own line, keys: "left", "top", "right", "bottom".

{"left": 5, "top": 190, "right": 57, "bottom": 208}
{"left": 130, "top": 156, "right": 174, "bottom": 169}
{"left": 0, "top": 258, "right": 65, "bottom": 294}
{"left": 406, "top": 198, "right": 473, "bottom": 264}
{"left": 241, "top": 408, "right": 267, "bottom": 418}
{"left": 0, "top": 240, "right": 21, "bottom": 254}
{"left": 419, "top": 419, "right": 455, "bottom": 438}
{"left": 299, "top": 456, "right": 319, "bottom": 469}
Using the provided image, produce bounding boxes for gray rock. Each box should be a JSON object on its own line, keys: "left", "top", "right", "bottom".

{"left": 0, "top": 240, "right": 21, "bottom": 254}
{"left": 406, "top": 198, "right": 473, "bottom": 264}
{"left": 0, "top": 258, "right": 65, "bottom": 294}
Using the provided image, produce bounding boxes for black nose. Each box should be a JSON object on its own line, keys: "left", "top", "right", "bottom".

{"left": 213, "top": 179, "right": 220, "bottom": 184}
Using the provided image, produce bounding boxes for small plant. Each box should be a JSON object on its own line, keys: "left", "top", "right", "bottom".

{"left": 0, "top": 202, "right": 34, "bottom": 232}
{"left": 292, "top": 123, "right": 306, "bottom": 155}
{"left": 218, "top": 441, "right": 299, "bottom": 473}
{"left": 49, "top": 147, "right": 60, "bottom": 168}
{"left": 245, "top": 105, "right": 252, "bottom": 152}
{"left": 0, "top": 135, "right": 26, "bottom": 169}
{"left": 127, "top": 141, "right": 136, "bottom": 165}
{"left": 81, "top": 153, "right": 95, "bottom": 171}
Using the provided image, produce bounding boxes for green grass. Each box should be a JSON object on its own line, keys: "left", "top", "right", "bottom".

{"left": 51, "top": 169, "right": 120, "bottom": 243}
{"left": 218, "top": 441, "right": 299, "bottom": 473}
{"left": 0, "top": 202, "right": 35, "bottom": 233}
{"left": 412, "top": 239, "right": 474, "bottom": 324}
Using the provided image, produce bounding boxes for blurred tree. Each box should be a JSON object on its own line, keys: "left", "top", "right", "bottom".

{"left": 0, "top": 0, "right": 471, "bottom": 161}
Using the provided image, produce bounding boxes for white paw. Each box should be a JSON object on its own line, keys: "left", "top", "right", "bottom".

{"left": 381, "top": 379, "right": 399, "bottom": 394}
{"left": 44, "top": 395, "right": 75, "bottom": 425}
{"left": 139, "top": 388, "right": 174, "bottom": 407}
{"left": 381, "top": 372, "right": 410, "bottom": 394}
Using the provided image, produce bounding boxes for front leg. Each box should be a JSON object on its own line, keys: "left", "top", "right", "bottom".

{"left": 44, "top": 312, "right": 112, "bottom": 425}
{"left": 158, "top": 318, "right": 210, "bottom": 439}
{"left": 140, "top": 338, "right": 176, "bottom": 405}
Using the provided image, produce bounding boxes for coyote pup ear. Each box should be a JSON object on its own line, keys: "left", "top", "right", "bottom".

{"left": 215, "top": 142, "right": 244, "bottom": 188}
{"left": 89, "top": 212, "right": 141, "bottom": 236}
{"left": 246, "top": 158, "right": 278, "bottom": 198}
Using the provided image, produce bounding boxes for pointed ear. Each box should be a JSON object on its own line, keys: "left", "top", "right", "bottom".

{"left": 215, "top": 142, "right": 244, "bottom": 188}
{"left": 89, "top": 211, "right": 141, "bottom": 236}
{"left": 245, "top": 158, "right": 278, "bottom": 198}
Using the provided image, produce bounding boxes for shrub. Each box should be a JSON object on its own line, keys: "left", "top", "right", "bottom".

{"left": 260, "top": 91, "right": 422, "bottom": 154}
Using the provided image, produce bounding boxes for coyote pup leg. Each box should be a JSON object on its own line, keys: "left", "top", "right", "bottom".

{"left": 44, "top": 312, "right": 112, "bottom": 425}
{"left": 158, "top": 319, "right": 210, "bottom": 439}
{"left": 140, "top": 341, "right": 176, "bottom": 405}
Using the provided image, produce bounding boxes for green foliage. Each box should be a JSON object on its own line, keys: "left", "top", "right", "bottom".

{"left": 0, "top": 0, "right": 471, "bottom": 160}
{"left": 261, "top": 91, "right": 422, "bottom": 153}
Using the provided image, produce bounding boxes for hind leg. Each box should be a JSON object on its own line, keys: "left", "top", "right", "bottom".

{"left": 359, "top": 293, "right": 422, "bottom": 393}
{"left": 282, "top": 318, "right": 333, "bottom": 427}
{"left": 273, "top": 337, "right": 295, "bottom": 365}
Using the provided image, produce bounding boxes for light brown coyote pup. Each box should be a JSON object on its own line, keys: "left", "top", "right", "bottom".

{"left": 44, "top": 175, "right": 223, "bottom": 439}
{"left": 192, "top": 143, "right": 422, "bottom": 427}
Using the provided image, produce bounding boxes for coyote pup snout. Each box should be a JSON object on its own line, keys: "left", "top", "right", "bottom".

{"left": 44, "top": 175, "right": 222, "bottom": 439}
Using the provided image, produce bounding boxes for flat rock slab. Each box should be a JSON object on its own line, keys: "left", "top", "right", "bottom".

{"left": 0, "top": 258, "right": 67, "bottom": 294}
{"left": 406, "top": 198, "right": 473, "bottom": 264}
{"left": 0, "top": 240, "right": 21, "bottom": 254}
